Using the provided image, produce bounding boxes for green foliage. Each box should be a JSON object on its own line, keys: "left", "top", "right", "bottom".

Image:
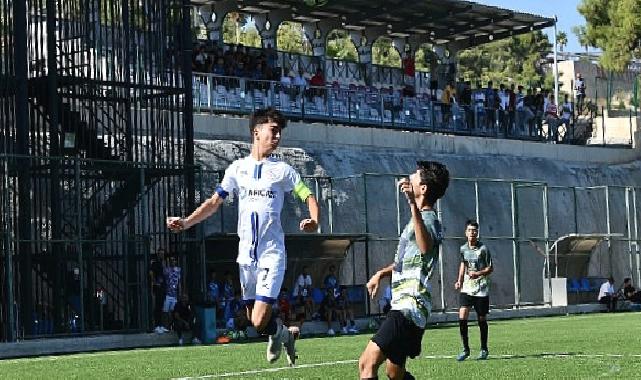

{"left": 326, "top": 30, "right": 358, "bottom": 61}
{"left": 222, "top": 13, "right": 261, "bottom": 47}
{"left": 415, "top": 44, "right": 438, "bottom": 72}
{"left": 372, "top": 37, "right": 401, "bottom": 68}
{"left": 457, "top": 31, "right": 553, "bottom": 88}
{"left": 578, "top": 0, "right": 641, "bottom": 72}
{"left": 556, "top": 31, "right": 568, "bottom": 52}
{"left": 276, "top": 21, "right": 312, "bottom": 55}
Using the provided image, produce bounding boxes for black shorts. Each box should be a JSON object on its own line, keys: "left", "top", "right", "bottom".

{"left": 371, "top": 310, "right": 424, "bottom": 367}
{"left": 459, "top": 293, "right": 490, "bottom": 316}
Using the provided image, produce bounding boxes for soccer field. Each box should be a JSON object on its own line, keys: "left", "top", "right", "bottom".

{"left": 1, "top": 313, "right": 640, "bottom": 379}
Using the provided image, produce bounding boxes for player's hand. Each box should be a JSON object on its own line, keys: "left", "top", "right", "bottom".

{"left": 299, "top": 218, "right": 318, "bottom": 232}
{"left": 468, "top": 271, "right": 479, "bottom": 279}
{"left": 167, "top": 217, "right": 187, "bottom": 233}
{"left": 454, "top": 281, "right": 461, "bottom": 290}
{"left": 366, "top": 274, "right": 380, "bottom": 299}
{"left": 398, "top": 178, "right": 415, "bottom": 205}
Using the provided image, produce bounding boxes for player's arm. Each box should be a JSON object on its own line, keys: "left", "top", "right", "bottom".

{"left": 399, "top": 178, "right": 433, "bottom": 254}
{"left": 167, "top": 192, "right": 224, "bottom": 232}
{"left": 366, "top": 264, "right": 394, "bottom": 299}
{"left": 293, "top": 180, "right": 320, "bottom": 232}
{"left": 455, "top": 261, "right": 466, "bottom": 290}
{"left": 470, "top": 250, "right": 493, "bottom": 278}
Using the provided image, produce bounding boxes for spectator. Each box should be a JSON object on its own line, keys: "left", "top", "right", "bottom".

{"left": 293, "top": 294, "right": 307, "bottom": 332}
{"left": 523, "top": 88, "right": 536, "bottom": 135}
{"left": 575, "top": 72, "right": 586, "bottom": 112}
{"left": 293, "top": 69, "right": 307, "bottom": 87}
{"left": 598, "top": 276, "right": 618, "bottom": 312}
{"left": 402, "top": 50, "right": 415, "bottom": 84}
{"left": 224, "top": 291, "right": 244, "bottom": 329}
{"left": 277, "top": 288, "right": 292, "bottom": 326}
{"left": 193, "top": 45, "right": 207, "bottom": 72}
{"left": 378, "top": 285, "right": 392, "bottom": 314}
{"left": 324, "top": 264, "right": 339, "bottom": 296}
{"left": 484, "top": 81, "right": 496, "bottom": 129}
{"left": 161, "top": 256, "right": 181, "bottom": 332}
{"left": 207, "top": 270, "right": 220, "bottom": 316}
{"left": 211, "top": 58, "right": 225, "bottom": 76}
{"left": 560, "top": 94, "right": 573, "bottom": 140}
{"left": 293, "top": 266, "right": 314, "bottom": 319}
{"left": 220, "top": 271, "right": 235, "bottom": 325}
{"left": 622, "top": 278, "right": 641, "bottom": 303}
{"left": 310, "top": 68, "right": 325, "bottom": 87}
{"left": 265, "top": 43, "right": 277, "bottom": 69}
{"left": 545, "top": 94, "right": 560, "bottom": 142}
{"left": 336, "top": 286, "right": 358, "bottom": 334}
{"left": 150, "top": 249, "right": 167, "bottom": 333}
{"left": 173, "top": 294, "right": 200, "bottom": 345}
{"left": 441, "top": 80, "right": 457, "bottom": 125}
{"left": 319, "top": 287, "right": 337, "bottom": 335}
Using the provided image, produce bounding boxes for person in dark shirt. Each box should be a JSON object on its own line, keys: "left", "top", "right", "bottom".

{"left": 623, "top": 278, "right": 641, "bottom": 303}
{"left": 319, "top": 287, "right": 338, "bottom": 335}
{"left": 149, "top": 249, "right": 166, "bottom": 333}
{"left": 173, "top": 294, "right": 199, "bottom": 345}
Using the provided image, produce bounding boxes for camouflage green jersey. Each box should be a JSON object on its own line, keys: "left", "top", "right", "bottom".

{"left": 460, "top": 241, "right": 492, "bottom": 297}
{"left": 390, "top": 210, "right": 443, "bottom": 329}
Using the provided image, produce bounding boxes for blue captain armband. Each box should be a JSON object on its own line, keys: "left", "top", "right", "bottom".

{"left": 293, "top": 181, "right": 312, "bottom": 202}
{"left": 215, "top": 186, "right": 229, "bottom": 199}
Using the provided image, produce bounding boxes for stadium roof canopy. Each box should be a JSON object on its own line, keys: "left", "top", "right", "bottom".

{"left": 197, "top": 0, "right": 555, "bottom": 49}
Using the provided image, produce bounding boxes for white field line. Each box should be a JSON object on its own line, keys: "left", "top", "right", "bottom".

{"left": 173, "top": 353, "right": 641, "bottom": 379}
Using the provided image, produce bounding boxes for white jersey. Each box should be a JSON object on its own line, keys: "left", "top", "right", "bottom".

{"left": 218, "top": 156, "right": 303, "bottom": 268}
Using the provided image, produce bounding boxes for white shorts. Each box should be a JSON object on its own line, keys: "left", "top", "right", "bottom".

{"left": 239, "top": 263, "right": 285, "bottom": 304}
{"left": 163, "top": 295, "right": 177, "bottom": 312}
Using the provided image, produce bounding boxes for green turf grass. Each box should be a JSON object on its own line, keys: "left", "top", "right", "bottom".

{"left": 1, "top": 313, "right": 640, "bottom": 379}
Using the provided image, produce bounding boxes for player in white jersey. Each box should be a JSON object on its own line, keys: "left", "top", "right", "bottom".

{"left": 167, "top": 108, "right": 319, "bottom": 366}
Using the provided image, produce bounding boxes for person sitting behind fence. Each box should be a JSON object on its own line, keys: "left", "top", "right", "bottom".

{"left": 336, "top": 286, "right": 359, "bottom": 334}
{"left": 319, "top": 287, "right": 338, "bottom": 335}
{"left": 598, "top": 277, "right": 618, "bottom": 312}
{"left": 173, "top": 294, "right": 200, "bottom": 345}
{"left": 622, "top": 278, "right": 641, "bottom": 303}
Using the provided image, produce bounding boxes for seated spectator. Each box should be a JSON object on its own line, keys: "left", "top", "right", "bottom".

{"left": 622, "top": 277, "right": 641, "bottom": 303}
{"left": 377, "top": 285, "right": 392, "bottom": 314}
{"left": 335, "top": 286, "right": 358, "bottom": 334}
{"left": 293, "top": 294, "right": 307, "bottom": 331}
{"left": 173, "top": 294, "right": 200, "bottom": 345}
{"left": 318, "top": 287, "right": 337, "bottom": 335}
{"left": 293, "top": 69, "right": 307, "bottom": 88}
{"left": 206, "top": 270, "right": 220, "bottom": 316}
{"left": 598, "top": 276, "right": 618, "bottom": 312}
{"left": 276, "top": 288, "right": 291, "bottom": 326}
{"left": 193, "top": 45, "right": 207, "bottom": 72}
{"left": 310, "top": 68, "right": 325, "bottom": 87}
{"left": 211, "top": 58, "right": 225, "bottom": 76}
{"left": 293, "top": 266, "right": 314, "bottom": 319}
{"left": 324, "top": 264, "right": 339, "bottom": 297}
{"left": 280, "top": 69, "right": 292, "bottom": 88}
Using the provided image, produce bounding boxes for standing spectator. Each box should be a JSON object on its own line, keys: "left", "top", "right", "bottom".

{"left": 402, "top": 50, "right": 415, "bottom": 85}
{"left": 560, "top": 94, "right": 573, "bottom": 140}
{"left": 455, "top": 220, "right": 493, "bottom": 361}
{"left": 150, "top": 249, "right": 167, "bottom": 333}
{"left": 498, "top": 84, "right": 509, "bottom": 133}
{"left": 324, "top": 265, "right": 339, "bottom": 297}
{"left": 336, "top": 286, "right": 358, "bottom": 334}
{"left": 173, "top": 294, "right": 200, "bottom": 345}
{"left": 441, "top": 81, "right": 457, "bottom": 125}
{"left": 575, "top": 73, "right": 586, "bottom": 112}
{"left": 545, "top": 94, "right": 560, "bottom": 142}
{"left": 162, "top": 256, "right": 181, "bottom": 332}
{"left": 293, "top": 266, "right": 313, "bottom": 319}
{"left": 598, "top": 277, "right": 618, "bottom": 312}
{"left": 523, "top": 88, "right": 536, "bottom": 135}
{"left": 484, "top": 81, "right": 496, "bottom": 129}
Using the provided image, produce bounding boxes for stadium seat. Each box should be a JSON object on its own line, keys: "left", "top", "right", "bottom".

{"left": 579, "top": 278, "right": 591, "bottom": 292}
{"left": 568, "top": 278, "right": 581, "bottom": 293}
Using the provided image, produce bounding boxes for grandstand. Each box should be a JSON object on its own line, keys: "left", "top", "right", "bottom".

{"left": 1, "top": 0, "right": 641, "bottom": 365}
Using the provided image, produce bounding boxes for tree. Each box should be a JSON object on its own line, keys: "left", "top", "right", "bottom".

{"left": 326, "top": 30, "right": 358, "bottom": 62}
{"left": 571, "top": 25, "right": 590, "bottom": 53}
{"left": 457, "top": 31, "right": 553, "bottom": 88}
{"left": 276, "top": 21, "right": 312, "bottom": 55}
{"left": 577, "top": 0, "right": 641, "bottom": 72}
{"left": 372, "top": 37, "right": 401, "bottom": 68}
{"left": 556, "top": 31, "right": 568, "bottom": 52}
{"left": 222, "top": 13, "right": 261, "bottom": 47}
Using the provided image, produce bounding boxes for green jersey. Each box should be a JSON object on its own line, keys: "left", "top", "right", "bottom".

{"left": 460, "top": 241, "right": 492, "bottom": 297}
{"left": 390, "top": 210, "right": 442, "bottom": 329}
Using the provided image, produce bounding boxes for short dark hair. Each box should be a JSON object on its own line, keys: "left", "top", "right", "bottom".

{"left": 416, "top": 161, "right": 449, "bottom": 206}
{"left": 624, "top": 277, "right": 631, "bottom": 284}
{"left": 465, "top": 219, "right": 479, "bottom": 229}
{"left": 249, "top": 107, "right": 287, "bottom": 136}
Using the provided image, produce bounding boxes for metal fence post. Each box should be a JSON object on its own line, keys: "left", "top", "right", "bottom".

{"left": 510, "top": 182, "right": 520, "bottom": 307}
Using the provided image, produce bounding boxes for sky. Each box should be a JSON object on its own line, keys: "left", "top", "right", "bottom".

{"left": 474, "top": 0, "right": 594, "bottom": 53}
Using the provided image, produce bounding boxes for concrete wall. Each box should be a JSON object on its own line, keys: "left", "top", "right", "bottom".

{"left": 193, "top": 114, "right": 641, "bottom": 309}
